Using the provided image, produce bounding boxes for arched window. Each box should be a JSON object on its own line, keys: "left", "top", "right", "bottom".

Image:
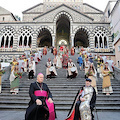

{"left": 19, "top": 36, "right": 22, "bottom": 46}
{"left": 104, "top": 37, "right": 107, "bottom": 48}
{"left": 24, "top": 36, "right": 27, "bottom": 46}
{"left": 1, "top": 36, "right": 4, "bottom": 47}
{"left": 28, "top": 36, "right": 32, "bottom": 47}
{"left": 95, "top": 36, "right": 98, "bottom": 48}
{"left": 18, "top": 26, "right": 33, "bottom": 48}
{"left": 10, "top": 36, "right": 13, "bottom": 48}
{"left": 5, "top": 36, "right": 9, "bottom": 48}
{"left": 0, "top": 27, "right": 15, "bottom": 48}
{"left": 94, "top": 28, "right": 108, "bottom": 49}
{"left": 99, "top": 36, "right": 103, "bottom": 48}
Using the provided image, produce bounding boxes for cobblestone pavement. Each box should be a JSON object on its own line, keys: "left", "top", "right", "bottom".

{"left": 0, "top": 51, "right": 120, "bottom": 120}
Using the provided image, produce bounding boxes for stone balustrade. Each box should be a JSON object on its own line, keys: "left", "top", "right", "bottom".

{"left": 1, "top": 65, "right": 11, "bottom": 83}
{"left": 0, "top": 48, "right": 13, "bottom": 51}
{"left": 94, "top": 48, "right": 110, "bottom": 52}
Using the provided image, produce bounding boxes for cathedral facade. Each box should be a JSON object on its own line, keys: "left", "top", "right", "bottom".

{"left": 0, "top": 0, "right": 113, "bottom": 61}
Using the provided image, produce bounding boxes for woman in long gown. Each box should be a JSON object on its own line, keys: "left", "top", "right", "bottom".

{"left": 56, "top": 53, "right": 62, "bottom": 69}
{"left": 102, "top": 64, "right": 113, "bottom": 95}
{"left": 62, "top": 52, "right": 69, "bottom": 69}
{"left": 71, "top": 47, "right": 75, "bottom": 56}
{"left": 43, "top": 46, "right": 47, "bottom": 55}
{"left": 11, "top": 58, "right": 18, "bottom": 72}
{"left": 87, "top": 63, "right": 98, "bottom": 94}
{"left": 10, "top": 66, "right": 19, "bottom": 94}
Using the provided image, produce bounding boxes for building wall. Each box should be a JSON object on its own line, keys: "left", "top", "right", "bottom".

{"left": 114, "top": 40, "right": 120, "bottom": 68}
{"left": 0, "top": 15, "right": 15, "bottom": 22}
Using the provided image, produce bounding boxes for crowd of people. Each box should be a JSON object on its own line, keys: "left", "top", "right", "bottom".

{"left": 0, "top": 45, "right": 115, "bottom": 120}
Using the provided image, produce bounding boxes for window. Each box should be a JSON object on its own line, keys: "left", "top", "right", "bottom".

{"left": 108, "top": 9, "right": 110, "bottom": 17}
{"left": 3, "top": 17, "right": 5, "bottom": 21}
{"left": 118, "top": 46, "right": 120, "bottom": 52}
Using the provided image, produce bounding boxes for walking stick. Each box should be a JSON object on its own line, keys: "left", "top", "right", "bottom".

{"left": 94, "top": 106, "right": 99, "bottom": 120}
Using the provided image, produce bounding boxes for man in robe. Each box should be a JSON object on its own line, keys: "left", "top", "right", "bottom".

{"left": 65, "top": 78, "right": 96, "bottom": 120}
{"left": 25, "top": 73, "right": 56, "bottom": 120}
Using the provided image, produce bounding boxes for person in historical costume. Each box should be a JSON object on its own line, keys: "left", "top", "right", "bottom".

{"left": 107, "top": 57, "right": 114, "bottom": 72}
{"left": 11, "top": 58, "right": 18, "bottom": 72}
{"left": 97, "top": 56, "right": 101, "bottom": 73}
{"left": 85, "top": 58, "right": 90, "bottom": 78}
{"left": 65, "top": 78, "right": 96, "bottom": 120}
{"left": 87, "top": 63, "right": 98, "bottom": 94}
{"left": 67, "top": 59, "right": 78, "bottom": 80}
{"left": 46, "top": 58, "right": 57, "bottom": 80}
{"left": 0, "top": 64, "right": 5, "bottom": 93}
{"left": 24, "top": 57, "right": 28, "bottom": 73}
{"left": 18, "top": 57, "right": 24, "bottom": 72}
{"left": 25, "top": 73, "right": 56, "bottom": 120}
{"left": 38, "top": 50, "right": 42, "bottom": 61}
{"left": 56, "top": 53, "right": 62, "bottom": 69}
{"left": 89, "top": 53, "right": 93, "bottom": 63}
{"left": 78, "top": 55, "right": 83, "bottom": 70}
{"left": 102, "top": 64, "right": 113, "bottom": 95}
{"left": 43, "top": 46, "right": 47, "bottom": 55}
{"left": 71, "top": 47, "right": 75, "bottom": 56}
{"left": 34, "top": 52, "right": 39, "bottom": 64}
{"left": 99, "top": 57, "right": 104, "bottom": 78}
{"left": 53, "top": 56, "right": 57, "bottom": 67}
{"left": 28, "top": 57, "right": 36, "bottom": 80}
{"left": 62, "top": 51, "right": 69, "bottom": 69}
{"left": 84, "top": 52, "right": 88, "bottom": 59}
{"left": 51, "top": 46, "right": 54, "bottom": 53}
{"left": 53, "top": 47, "right": 57, "bottom": 56}
{"left": 10, "top": 66, "right": 19, "bottom": 94}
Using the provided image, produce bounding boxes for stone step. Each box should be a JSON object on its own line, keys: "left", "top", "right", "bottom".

{"left": 0, "top": 105, "right": 119, "bottom": 111}
{"left": 0, "top": 93, "right": 120, "bottom": 98}
{"left": 0, "top": 96, "right": 119, "bottom": 101}
{"left": 0, "top": 100, "right": 120, "bottom": 106}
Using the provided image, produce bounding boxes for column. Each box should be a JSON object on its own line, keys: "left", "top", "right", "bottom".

{"left": 102, "top": 36, "right": 104, "bottom": 48}
{"left": 71, "top": 35, "right": 74, "bottom": 47}
{"left": 8, "top": 37, "right": 10, "bottom": 48}
{"left": 31, "top": 33, "right": 37, "bottom": 51}
{"left": 52, "top": 35, "right": 55, "bottom": 47}
{"left": 4, "top": 36, "right": 6, "bottom": 48}
{"left": 97, "top": 36, "right": 100, "bottom": 48}
{"left": 27, "top": 36, "right": 29, "bottom": 47}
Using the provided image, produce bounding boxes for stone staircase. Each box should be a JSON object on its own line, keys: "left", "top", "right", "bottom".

{"left": 0, "top": 52, "right": 120, "bottom": 112}
{"left": 0, "top": 74, "right": 120, "bottom": 111}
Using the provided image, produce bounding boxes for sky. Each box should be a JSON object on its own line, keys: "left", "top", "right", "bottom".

{"left": 0, "top": 0, "right": 110, "bottom": 19}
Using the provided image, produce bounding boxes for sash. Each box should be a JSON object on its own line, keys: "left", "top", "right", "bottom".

{"left": 34, "top": 90, "right": 55, "bottom": 120}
